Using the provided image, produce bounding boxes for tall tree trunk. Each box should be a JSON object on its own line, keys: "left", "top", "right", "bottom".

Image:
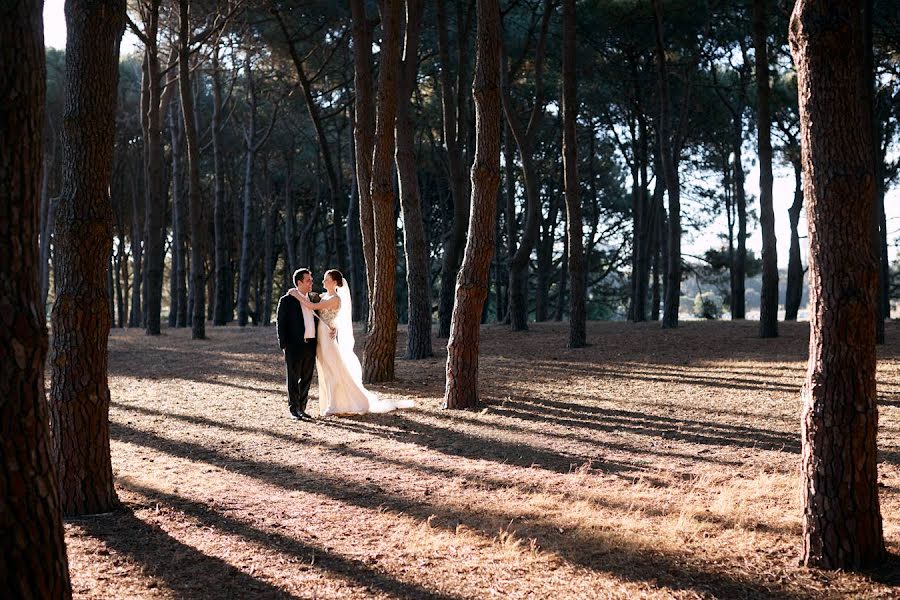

{"left": 633, "top": 116, "right": 651, "bottom": 323}
{"left": 535, "top": 192, "right": 558, "bottom": 323}
{"left": 49, "top": 0, "right": 125, "bottom": 516}
{"left": 236, "top": 70, "right": 277, "bottom": 328}
{"left": 0, "top": 4, "right": 72, "bottom": 595}
{"left": 168, "top": 98, "right": 187, "bottom": 328}
{"left": 346, "top": 105, "right": 366, "bottom": 321}
{"left": 732, "top": 117, "right": 747, "bottom": 320}
{"left": 177, "top": 0, "right": 205, "bottom": 339}
{"left": 237, "top": 70, "right": 257, "bottom": 328}
{"left": 652, "top": 0, "right": 681, "bottom": 329}
{"left": 562, "top": 0, "right": 585, "bottom": 347}
{"left": 754, "top": 0, "right": 779, "bottom": 337}
{"left": 503, "top": 115, "right": 516, "bottom": 325}
{"left": 436, "top": 0, "right": 472, "bottom": 338}
{"left": 211, "top": 47, "right": 229, "bottom": 326}
{"left": 350, "top": 0, "right": 376, "bottom": 327}
{"left": 142, "top": 1, "right": 166, "bottom": 336}
{"left": 397, "top": 0, "right": 433, "bottom": 359}
{"left": 263, "top": 204, "right": 276, "bottom": 326}
{"left": 502, "top": 0, "right": 554, "bottom": 331}
{"left": 445, "top": 0, "right": 501, "bottom": 409}
{"left": 131, "top": 58, "right": 149, "bottom": 329}
{"left": 790, "top": 0, "right": 884, "bottom": 570}
{"left": 784, "top": 159, "right": 804, "bottom": 320}
{"left": 115, "top": 232, "right": 126, "bottom": 328}
{"left": 363, "top": 0, "right": 403, "bottom": 384}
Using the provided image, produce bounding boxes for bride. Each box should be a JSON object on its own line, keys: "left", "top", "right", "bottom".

{"left": 289, "top": 269, "right": 414, "bottom": 417}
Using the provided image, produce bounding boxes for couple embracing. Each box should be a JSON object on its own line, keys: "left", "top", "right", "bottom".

{"left": 276, "top": 268, "right": 414, "bottom": 420}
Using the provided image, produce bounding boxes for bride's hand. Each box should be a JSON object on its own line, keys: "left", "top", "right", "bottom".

{"left": 288, "top": 288, "right": 303, "bottom": 301}
{"left": 329, "top": 327, "right": 337, "bottom": 340}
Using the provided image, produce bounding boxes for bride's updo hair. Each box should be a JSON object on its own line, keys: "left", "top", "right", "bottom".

{"left": 325, "top": 269, "right": 344, "bottom": 287}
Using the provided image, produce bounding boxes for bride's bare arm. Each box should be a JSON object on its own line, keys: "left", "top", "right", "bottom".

{"left": 291, "top": 291, "right": 340, "bottom": 311}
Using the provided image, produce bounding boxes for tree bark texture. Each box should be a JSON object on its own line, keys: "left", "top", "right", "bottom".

{"left": 445, "top": 0, "right": 502, "bottom": 409}
{"left": 396, "top": 0, "right": 434, "bottom": 359}
{"left": 754, "top": 0, "right": 779, "bottom": 338}
{"left": 49, "top": 0, "right": 125, "bottom": 517}
{"left": 562, "top": 0, "right": 585, "bottom": 347}
{"left": 790, "top": 0, "right": 885, "bottom": 570}
{"left": 0, "top": 3, "right": 72, "bottom": 596}
{"left": 363, "top": 0, "right": 403, "bottom": 383}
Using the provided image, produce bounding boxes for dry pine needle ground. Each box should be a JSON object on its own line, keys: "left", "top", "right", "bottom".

{"left": 62, "top": 320, "right": 900, "bottom": 598}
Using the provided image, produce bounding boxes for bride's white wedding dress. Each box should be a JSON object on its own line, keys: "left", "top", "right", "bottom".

{"left": 314, "top": 285, "right": 414, "bottom": 416}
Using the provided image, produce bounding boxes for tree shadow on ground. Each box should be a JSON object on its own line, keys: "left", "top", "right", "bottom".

{"left": 110, "top": 421, "right": 806, "bottom": 599}
{"left": 113, "top": 481, "right": 464, "bottom": 599}
{"left": 70, "top": 507, "right": 297, "bottom": 599}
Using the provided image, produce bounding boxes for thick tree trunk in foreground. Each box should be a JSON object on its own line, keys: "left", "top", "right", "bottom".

{"left": 363, "top": 0, "right": 403, "bottom": 383}
{"left": 396, "top": 0, "right": 433, "bottom": 359}
{"left": 562, "top": 0, "right": 585, "bottom": 348}
{"left": 50, "top": 0, "right": 125, "bottom": 517}
{"left": 445, "top": 0, "right": 502, "bottom": 409}
{"left": 754, "top": 0, "right": 778, "bottom": 337}
{"left": 0, "top": 4, "right": 72, "bottom": 596}
{"left": 790, "top": 0, "right": 885, "bottom": 570}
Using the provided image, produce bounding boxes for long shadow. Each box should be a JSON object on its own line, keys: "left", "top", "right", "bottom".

{"left": 71, "top": 507, "right": 297, "bottom": 599}
{"left": 112, "top": 399, "right": 635, "bottom": 477}
{"left": 115, "top": 481, "right": 464, "bottom": 600}
{"left": 483, "top": 361, "right": 802, "bottom": 394}
{"left": 486, "top": 397, "right": 801, "bottom": 454}
{"left": 112, "top": 401, "right": 765, "bottom": 532}
{"left": 492, "top": 397, "right": 900, "bottom": 465}
{"left": 109, "top": 421, "right": 806, "bottom": 599}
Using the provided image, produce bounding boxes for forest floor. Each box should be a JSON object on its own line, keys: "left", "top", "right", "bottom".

{"left": 62, "top": 320, "right": 900, "bottom": 599}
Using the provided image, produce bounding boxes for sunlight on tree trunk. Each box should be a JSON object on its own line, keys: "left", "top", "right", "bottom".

{"left": 49, "top": 0, "right": 125, "bottom": 517}
{"left": 790, "top": 0, "right": 885, "bottom": 570}
{"left": 445, "top": 0, "right": 502, "bottom": 409}
{"left": 363, "top": 0, "right": 403, "bottom": 383}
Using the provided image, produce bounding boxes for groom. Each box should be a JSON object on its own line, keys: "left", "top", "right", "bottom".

{"left": 276, "top": 268, "right": 319, "bottom": 420}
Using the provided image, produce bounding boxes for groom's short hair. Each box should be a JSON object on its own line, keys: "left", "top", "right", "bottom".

{"left": 293, "top": 268, "right": 311, "bottom": 285}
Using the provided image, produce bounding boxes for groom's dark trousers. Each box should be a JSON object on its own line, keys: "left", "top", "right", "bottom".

{"left": 276, "top": 293, "right": 317, "bottom": 415}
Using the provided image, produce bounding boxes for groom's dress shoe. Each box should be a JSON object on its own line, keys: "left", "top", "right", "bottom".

{"left": 289, "top": 407, "right": 301, "bottom": 420}
{"left": 298, "top": 411, "right": 314, "bottom": 421}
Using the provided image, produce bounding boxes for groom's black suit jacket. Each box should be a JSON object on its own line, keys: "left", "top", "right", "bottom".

{"left": 276, "top": 291, "right": 320, "bottom": 352}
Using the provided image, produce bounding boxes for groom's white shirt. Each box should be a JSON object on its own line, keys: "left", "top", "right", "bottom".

{"left": 300, "top": 293, "right": 316, "bottom": 340}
